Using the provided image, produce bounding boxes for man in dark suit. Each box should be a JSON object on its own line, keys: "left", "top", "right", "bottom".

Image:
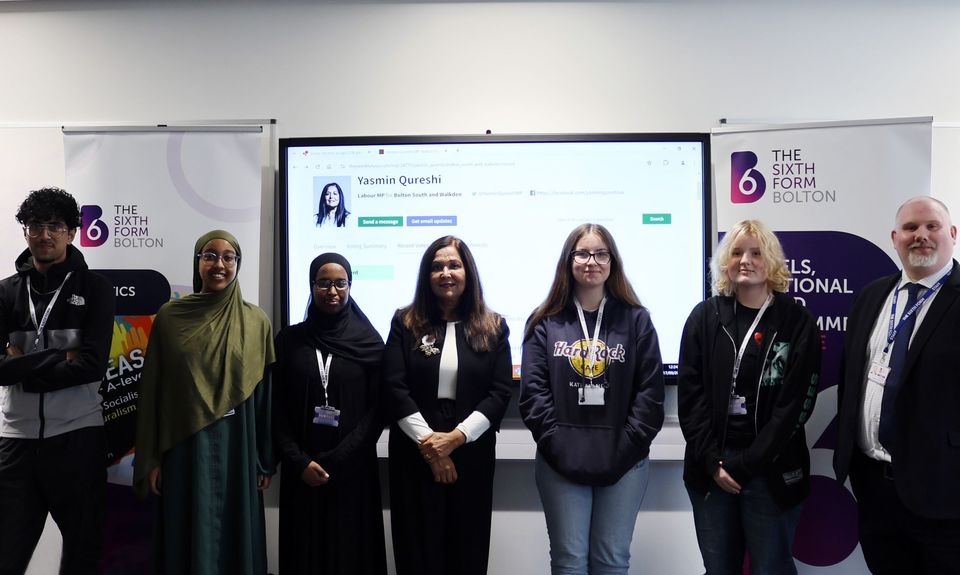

{"left": 834, "top": 196, "right": 960, "bottom": 574}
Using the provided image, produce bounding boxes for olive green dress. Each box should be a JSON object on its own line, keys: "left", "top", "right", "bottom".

{"left": 153, "top": 381, "right": 273, "bottom": 575}
{"left": 133, "top": 230, "right": 276, "bottom": 575}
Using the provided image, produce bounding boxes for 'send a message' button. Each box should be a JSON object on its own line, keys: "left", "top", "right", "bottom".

{"left": 358, "top": 216, "right": 403, "bottom": 227}
{"left": 407, "top": 215, "right": 457, "bottom": 227}
{"left": 642, "top": 213, "right": 672, "bottom": 225}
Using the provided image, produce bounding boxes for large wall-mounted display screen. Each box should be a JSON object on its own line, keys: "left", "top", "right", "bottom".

{"left": 280, "top": 134, "right": 710, "bottom": 382}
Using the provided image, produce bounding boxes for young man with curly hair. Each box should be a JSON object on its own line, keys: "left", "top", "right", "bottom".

{"left": 0, "top": 187, "right": 115, "bottom": 574}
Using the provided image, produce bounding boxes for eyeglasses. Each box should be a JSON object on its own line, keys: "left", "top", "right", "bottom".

{"left": 197, "top": 252, "right": 240, "bottom": 266}
{"left": 313, "top": 279, "right": 350, "bottom": 290}
{"left": 571, "top": 250, "right": 611, "bottom": 265}
{"left": 314, "top": 279, "right": 350, "bottom": 290}
{"left": 24, "top": 223, "right": 69, "bottom": 238}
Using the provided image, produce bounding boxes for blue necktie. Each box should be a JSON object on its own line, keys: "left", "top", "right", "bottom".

{"left": 878, "top": 282, "right": 921, "bottom": 454}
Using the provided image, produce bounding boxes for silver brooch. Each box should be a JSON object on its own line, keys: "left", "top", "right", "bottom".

{"left": 420, "top": 335, "right": 440, "bottom": 356}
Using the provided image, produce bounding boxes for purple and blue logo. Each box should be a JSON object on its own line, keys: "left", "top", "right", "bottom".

{"left": 80, "top": 204, "right": 109, "bottom": 247}
{"left": 731, "top": 151, "right": 766, "bottom": 204}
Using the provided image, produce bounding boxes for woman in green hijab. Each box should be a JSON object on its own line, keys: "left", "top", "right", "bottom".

{"left": 133, "top": 230, "right": 275, "bottom": 575}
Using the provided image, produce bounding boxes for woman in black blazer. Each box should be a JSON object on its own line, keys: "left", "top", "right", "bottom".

{"left": 382, "top": 235, "right": 513, "bottom": 575}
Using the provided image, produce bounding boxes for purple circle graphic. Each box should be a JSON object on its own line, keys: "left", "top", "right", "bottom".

{"left": 166, "top": 132, "right": 259, "bottom": 222}
{"left": 793, "top": 475, "right": 859, "bottom": 566}
{"left": 777, "top": 230, "right": 898, "bottom": 395}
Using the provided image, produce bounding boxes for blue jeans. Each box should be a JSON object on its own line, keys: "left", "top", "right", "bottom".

{"left": 687, "top": 473, "right": 802, "bottom": 575}
{"left": 535, "top": 452, "right": 650, "bottom": 575}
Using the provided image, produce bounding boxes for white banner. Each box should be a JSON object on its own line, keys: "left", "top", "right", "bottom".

{"left": 712, "top": 117, "right": 933, "bottom": 573}
{"left": 65, "top": 129, "right": 263, "bottom": 300}
{"left": 64, "top": 128, "right": 264, "bottom": 573}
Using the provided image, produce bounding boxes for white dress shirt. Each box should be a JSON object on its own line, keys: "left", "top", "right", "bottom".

{"left": 857, "top": 261, "right": 952, "bottom": 462}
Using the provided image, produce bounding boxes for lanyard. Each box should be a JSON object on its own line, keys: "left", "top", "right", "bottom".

{"left": 882, "top": 270, "right": 951, "bottom": 357}
{"left": 729, "top": 293, "right": 772, "bottom": 397}
{"left": 574, "top": 296, "right": 606, "bottom": 380}
{"left": 26, "top": 272, "right": 72, "bottom": 351}
{"left": 314, "top": 349, "right": 333, "bottom": 406}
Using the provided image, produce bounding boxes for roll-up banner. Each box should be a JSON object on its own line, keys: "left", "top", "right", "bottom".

{"left": 712, "top": 117, "right": 932, "bottom": 573}
{"left": 63, "top": 128, "right": 264, "bottom": 573}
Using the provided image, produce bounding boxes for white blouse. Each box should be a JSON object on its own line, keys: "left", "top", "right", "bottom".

{"left": 398, "top": 322, "right": 492, "bottom": 444}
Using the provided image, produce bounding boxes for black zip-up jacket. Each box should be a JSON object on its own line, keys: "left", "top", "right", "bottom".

{"left": 678, "top": 292, "right": 821, "bottom": 508}
{"left": 0, "top": 245, "right": 115, "bottom": 439}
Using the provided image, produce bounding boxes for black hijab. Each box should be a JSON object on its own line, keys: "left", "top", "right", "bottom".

{"left": 298, "top": 253, "right": 383, "bottom": 367}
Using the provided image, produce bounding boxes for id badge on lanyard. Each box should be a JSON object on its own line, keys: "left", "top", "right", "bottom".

{"left": 727, "top": 395, "right": 747, "bottom": 416}
{"left": 727, "top": 294, "right": 771, "bottom": 416}
{"left": 580, "top": 385, "right": 605, "bottom": 406}
{"left": 313, "top": 349, "right": 340, "bottom": 427}
{"left": 870, "top": 273, "right": 948, "bottom": 386}
{"left": 575, "top": 297, "right": 607, "bottom": 407}
{"left": 26, "top": 272, "right": 72, "bottom": 352}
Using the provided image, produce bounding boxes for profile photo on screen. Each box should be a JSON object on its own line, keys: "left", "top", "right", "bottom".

{"left": 314, "top": 178, "right": 351, "bottom": 228}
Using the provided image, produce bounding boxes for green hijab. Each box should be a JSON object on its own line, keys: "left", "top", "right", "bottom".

{"left": 133, "top": 230, "right": 275, "bottom": 497}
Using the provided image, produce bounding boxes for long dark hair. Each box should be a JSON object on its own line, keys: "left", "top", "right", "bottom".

{"left": 524, "top": 223, "right": 641, "bottom": 341}
{"left": 315, "top": 183, "right": 350, "bottom": 227}
{"left": 400, "top": 236, "right": 500, "bottom": 352}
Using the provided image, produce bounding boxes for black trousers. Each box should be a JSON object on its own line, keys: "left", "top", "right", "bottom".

{"left": 0, "top": 426, "right": 106, "bottom": 575}
{"left": 388, "top": 400, "right": 496, "bottom": 575}
{"left": 849, "top": 450, "right": 960, "bottom": 575}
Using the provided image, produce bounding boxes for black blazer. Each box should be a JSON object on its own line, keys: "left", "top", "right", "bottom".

{"left": 381, "top": 312, "right": 513, "bottom": 432}
{"left": 834, "top": 260, "right": 960, "bottom": 519}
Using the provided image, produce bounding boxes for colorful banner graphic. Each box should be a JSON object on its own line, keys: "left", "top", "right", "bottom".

{"left": 712, "top": 117, "right": 932, "bottom": 573}
{"left": 64, "top": 128, "right": 264, "bottom": 574}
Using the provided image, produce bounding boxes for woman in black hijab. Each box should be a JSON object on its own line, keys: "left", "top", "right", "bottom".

{"left": 273, "top": 253, "right": 387, "bottom": 575}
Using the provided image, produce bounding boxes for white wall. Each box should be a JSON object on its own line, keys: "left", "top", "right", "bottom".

{"left": 3, "top": 1, "right": 960, "bottom": 136}
{"left": 5, "top": 1, "right": 960, "bottom": 573}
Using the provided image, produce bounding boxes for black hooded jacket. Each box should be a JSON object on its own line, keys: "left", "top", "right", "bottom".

{"left": 678, "top": 292, "right": 821, "bottom": 509}
{"left": 0, "top": 244, "right": 115, "bottom": 438}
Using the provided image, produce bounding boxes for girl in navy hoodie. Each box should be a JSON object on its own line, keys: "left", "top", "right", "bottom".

{"left": 520, "top": 223, "right": 665, "bottom": 575}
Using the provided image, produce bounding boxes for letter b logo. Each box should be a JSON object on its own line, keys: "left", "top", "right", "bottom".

{"left": 730, "top": 151, "right": 766, "bottom": 204}
{"left": 80, "top": 205, "right": 109, "bottom": 247}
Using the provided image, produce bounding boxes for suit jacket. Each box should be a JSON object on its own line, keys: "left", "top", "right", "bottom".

{"left": 381, "top": 311, "right": 513, "bottom": 432}
{"left": 834, "top": 259, "right": 960, "bottom": 519}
